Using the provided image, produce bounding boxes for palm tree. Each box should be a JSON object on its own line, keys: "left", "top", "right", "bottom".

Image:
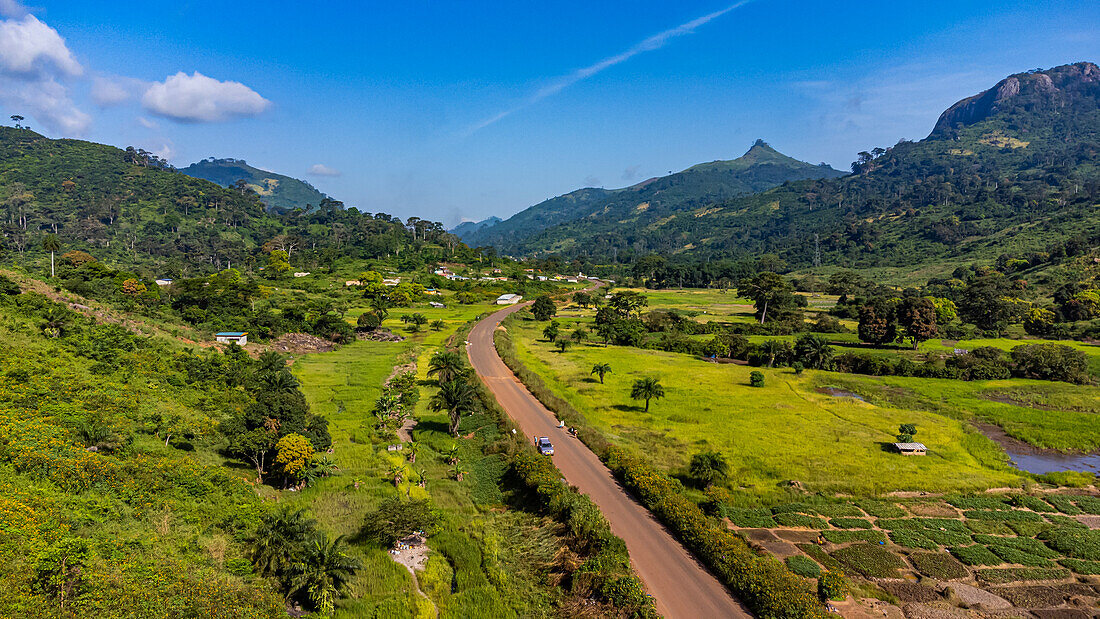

{"left": 794, "top": 334, "right": 834, "bottom": 370}
{"left": 444, "top": 444, "right": 460, "bottom": 465}
{"left": 555, "top": 340, "right": 570, "bottom": 353}
{"left": 405, "top": 441, "right": 418, "bottom": 463}
{"left": 287, "top": 533, "right": 362, "bottom": 615}
{"left": 388, "top": 463, "right": 404, "bottom": 487}
{"left": 369, "top": 297, "right": 390, "bottom": 322}
{"left": 759, "top": 339, "right": 786, "bottom": 368}
{"left": 430, "top": 319, "right": 444, "bottom": 331}
{"left": 630, "top": 377, "right": 665, "bottom": 412}
{"left": 570, "top": 327, "right": 588, "bottom": 344}
{"left": 257, "top": 351, "right": 285, "bottom": 374}
{"left": 591, "top": 363, "right": 612, "bottom": 384}
{"left": 542, "top": 321, "right": 560, "bottom": 342}
{"left": 427, "top": 350, "right": 466, "bottom": 384}
{"left": 251, "top": 507, "right": 317, "bottom": 581}
{"left": 428, "top": 380, "right": 477, "bottom": 437}
{"left": 263, "top": 370, "right": 300, "bottom": 393}
{"left": 688, "top": 451, "right": 729, "bottom": 488}
{"left": 42, "top": 234, "right": 61, "bottom": 278}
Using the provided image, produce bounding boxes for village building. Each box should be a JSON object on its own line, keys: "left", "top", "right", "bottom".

{"left": 429, "top": 301, "right": 445, "bottom": 308}
{"left": 215, "top": 331, "right": 248, "bottom": 346}
{"left": 496, "top": 293, "right": 522, "bottom": 305}
{"left": 892, "top": 442, "right": 927, "bottom": 456}
{"left": 293, "top": 272, "right": 310, "bottom": 277}
{"left": 154, "top": 278, "right": 173, "bottom": 286}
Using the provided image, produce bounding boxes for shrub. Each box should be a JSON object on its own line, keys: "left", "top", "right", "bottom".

{"left": 749, "top": 371, "right": 765, "bottom": 387}
{"left": 829, "top": 518, "right": 872, "bottom": 529}
{"left": 822, "top": 530, "right": 887, "bottom": 544}
{"left": 1010, "top": 343, "right": 1088, "bottom": 383}
{"left": 1007, "top": 521, "right": 1054, "bottom": 537}
{"left": 817, "top": 571, "right": 848, "bottom": 602}
{"left": 607, "top": 447, "right": 828, "bottom": 618}
{"left": 975, "top": 568, "right": 1068, "bottom": 584}
{"left": 361, "top": 499, "right": 438, "bottom": 547}
{"left": 965, "top": 520, "right": 1015, "bottom": 535}
{"left": 831, "top": 543, "right": 905, "bottom": 578}
{"left": 950, "top": 545, "right": 1002, "bottom": 566}
{"left": 786, "top": 555, "right": 822, "bottom": 578}
{"left": 910, "top": 552, "right": 969, "bottom": 580}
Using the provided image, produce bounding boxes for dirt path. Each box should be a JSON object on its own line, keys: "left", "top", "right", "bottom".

{"left": 466, "top": 295, "right": 751, "bottom": 619}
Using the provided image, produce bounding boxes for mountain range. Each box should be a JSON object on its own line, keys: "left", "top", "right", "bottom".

{"left": 454, "top": 140, "right": 844, "bottom": 250}
{"left": 459, "top": 62, "right": 1100, "bottom": 270}
{"left": 180, "top": 158, "right": 329, "bottom": 212}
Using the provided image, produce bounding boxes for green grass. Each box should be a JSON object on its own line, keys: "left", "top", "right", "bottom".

{"left": 950, "top": 544, "right": 1002, "bottom": 566}
{"left": 785, "top": 555, "right": 822, "bottom": 578}
{"left": 289, "top": 300, "right": 572, "bottom": 617}
{"left": 822, "top": 530, "right": 888, "bottom": 544}
{"left": 505, "top": 315, "right": 1022, "bottom": 499}
{"left": 975, "top": 567, "right": 1068, "bottom": 584}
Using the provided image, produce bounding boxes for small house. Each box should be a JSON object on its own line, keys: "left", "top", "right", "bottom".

{"left": 382, "top": 278, "right": 401, "bottom": 286}
{"left": 154, "top": 278, "right": 173, "bottom": 286}
{"left": 892, "top": 442, "right": 927, "bottom": 456}
{"left": 429, "top": 301, "right": 445, "bottom": 309}
{"left": 344, "top": 280, "right": 362, "bottom": 286}
{"left": 496, "top": 293, "right": 522, "bottom": 305}
{"left": 215, "top": 331, "right": 248, "bottom": 346}
{"left": 293, "top": 272, "right": 311, "bottom": 277}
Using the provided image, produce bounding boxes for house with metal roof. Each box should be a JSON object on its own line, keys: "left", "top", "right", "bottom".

{"left": 215, "top": 331, "right": 248, "bottom": 345}
{"left": 892, "top": 442, "right": 927, "bottom": 456}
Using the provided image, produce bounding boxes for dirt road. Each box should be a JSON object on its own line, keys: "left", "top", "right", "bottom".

{"left": 466, "top": 301, "right": 752, "bottom": 619}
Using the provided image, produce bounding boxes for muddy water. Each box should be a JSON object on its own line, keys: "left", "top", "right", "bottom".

{"left": 975, "top": 422, "right": 1100, "bottom": 474}
{"left": 816, "top": 387, "right": 866, "bottom": 401}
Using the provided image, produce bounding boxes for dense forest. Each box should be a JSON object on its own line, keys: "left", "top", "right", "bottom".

{"left": 0, "top": 126, "right": 480, "bottom": 277}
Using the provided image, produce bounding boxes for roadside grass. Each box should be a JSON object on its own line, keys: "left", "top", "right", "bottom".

{"left": 290, "top": 302, "right": 566, "bottom": 618}
{"left": 505, "top": 315, "right": 1021, "bottom": 500}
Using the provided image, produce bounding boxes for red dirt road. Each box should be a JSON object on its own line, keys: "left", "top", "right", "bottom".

{"left": 466, "top": 302, "right": 752, "bottom": 619}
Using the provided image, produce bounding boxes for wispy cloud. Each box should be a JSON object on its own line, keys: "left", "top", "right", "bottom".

{"left": 465, "top": 2, "right": 751, "bottom": 136}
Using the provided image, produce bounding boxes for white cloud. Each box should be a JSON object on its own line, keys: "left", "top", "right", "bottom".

{"left": 0, "top": 0, "right": 27, "bottom": 19}
{"left": 142, "top": 71, "right": 270, "bottom": 123}
{"left": 91, "top": 75, "right": 146, "bottom": 106}
{"left": 308, "top": 163, "right": 341, "bottom": 177}
{"left": 0, "top": 13, "right": 89, "bottom": 134}
{"left": 0, "top": 14, "right": 81, "bottom": 77}
{"left": 136, "top": 116, "right": 157, "bottom": 129}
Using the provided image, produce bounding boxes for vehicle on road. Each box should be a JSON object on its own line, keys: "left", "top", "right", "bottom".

{"left": 536, "top": 436, "right": 554, "bottom": 455}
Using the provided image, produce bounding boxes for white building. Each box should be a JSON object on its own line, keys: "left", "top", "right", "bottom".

{"left": 215, "top": 331, "right": 248, "bottom": 346}
{"left": 496, "top": 293, "right": 522, "bottom": 305}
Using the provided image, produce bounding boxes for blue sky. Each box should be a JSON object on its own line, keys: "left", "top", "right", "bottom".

{"left": 1, "top": 1, "right": 1097, "bottom": 226}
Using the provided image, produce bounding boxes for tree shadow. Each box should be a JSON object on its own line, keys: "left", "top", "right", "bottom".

{"left": 415, "top": 419, "right": 451, "bottom": 436}
{"left": 582, "top": 377, "right": 599, "bottom": 384}
{"left": 610, "top": 404, "right": 642, "bottom": 413}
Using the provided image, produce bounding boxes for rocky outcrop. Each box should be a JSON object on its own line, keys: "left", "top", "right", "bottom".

{"left": 931, "top": 62, "right": 1100, "bottom": 136}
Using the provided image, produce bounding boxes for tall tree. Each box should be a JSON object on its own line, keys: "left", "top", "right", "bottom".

{"left": 287, "top": 534, "right": 362, "bottom": 615}
{"left": 427, "top": 350, "right": 466, "bottom": 384}
{"left": 630, "top": 377, "right": 665, "bottom": 412}
{"left": 531, "top": 295, "right": 557, "bottom": 321}
{"left": 793, "top": 334, "right": 834, "bottom": 370}
{"left": 428, "top": 379, "right": 477, "bottom": 437}
{"left": 897, "top": 297, "right": 938, "bottom": 349}
{"left": 42, "top": 234, "right": 61, "bottom": 278}
{"left": 858, "top": 299, "right": 898, "bottom": 347}
{"left": 738, "top": 272, "right": 794, "bottom": 324}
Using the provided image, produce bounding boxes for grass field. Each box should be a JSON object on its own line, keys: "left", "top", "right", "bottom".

{"left": 291, "top": 301, "right": 565, "bottom": 617}
{"left": 921, "top": 337, "right": 1100, "bottom": 376}
{"left": 504, "top": 314, "right": 1024, "bottom": 500}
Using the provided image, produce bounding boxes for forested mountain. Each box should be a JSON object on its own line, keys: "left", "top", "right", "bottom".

{"left": 0, "top": 127, "right": 471, "bottom": 276}
{"left": 511, "top": 62, "right": 1100, "bottom": 269}
{"left": 457, "top": 140, "right": 843, "bottom": 250}
{"left": 180, "top": 157, "right": 329, "bottom": 212}
{"left": 449, "top": 215, "right": 501, "bottom": 238}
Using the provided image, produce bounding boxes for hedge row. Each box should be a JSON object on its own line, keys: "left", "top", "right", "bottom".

{"left": 510, "top": 452, "right": 654, "bottom": 616}
{"left": 606, "top": 447, "right": 829, "bottom": 618}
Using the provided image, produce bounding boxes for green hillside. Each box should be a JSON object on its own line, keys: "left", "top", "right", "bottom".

{"left": 511, "top": 62, "right": 1100, "bottom": 269}
{"left": 458, "top": 140, "right": 844, "bottom": 249}
{"left": 0, "top": 127, "right": 473, "bottom": 277}
{"left": 180, "top": 158, "right": 329, "bottom": 212}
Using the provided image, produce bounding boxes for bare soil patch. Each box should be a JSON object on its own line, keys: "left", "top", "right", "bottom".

{"left": 740, "top": 528, "right": 800, "bottom": 559}
{"left": 268, "top": 332, "right": 338, "bottom": 354}
{"left": 880, "top": 581, "right": 942, "bottom": 603}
